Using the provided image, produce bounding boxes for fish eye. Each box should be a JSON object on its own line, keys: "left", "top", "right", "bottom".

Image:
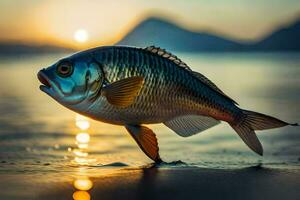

{"left": 56, "top": 61, "right": 73, "bottom": 77}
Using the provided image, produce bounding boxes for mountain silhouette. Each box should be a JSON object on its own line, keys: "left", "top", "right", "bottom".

{"left": 253, "top": 20, "right": 300, "bottom": 51}
{"left": 0, "top": 43, "right": 73, "bottom": 55}
{"left": 1, "top": 17, "right": 299, "bottom": 54}
{"left": 117, "top": 17, "right": 300, "bottom": 52}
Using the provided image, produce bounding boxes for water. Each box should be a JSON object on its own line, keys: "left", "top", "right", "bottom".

{"left": 0, "top": 52, "right": 299, "bottom": 199}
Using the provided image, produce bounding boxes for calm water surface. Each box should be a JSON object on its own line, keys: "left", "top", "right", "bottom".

{"left": 0, "top": 52, "right": 299, "bottom": 199}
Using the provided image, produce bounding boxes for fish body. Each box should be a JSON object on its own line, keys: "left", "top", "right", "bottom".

{"left": 80, "top": 46, "right": 237, "bottom": 125}
{"left": 38, "top": 45, "right": 297, "bottom": 162}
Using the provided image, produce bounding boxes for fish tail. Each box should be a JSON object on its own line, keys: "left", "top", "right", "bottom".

{"left": 230, "top": 109, "right": 298, "bottom": 156}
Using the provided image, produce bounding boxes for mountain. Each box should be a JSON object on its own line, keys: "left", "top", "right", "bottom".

{"left": 2, "top": 17, "right": 299, "bottom": 54}
{"left": 117, "top": 17, "right": 244, "bottom": 52}
{"left": 117, "top": 17, "right": 300, "bottom": 52}
{"left": 0, "top": 43, "right": 74, "bottom": 55}
{"left": 252, "top": 20, "right": 300, "bottom": 51}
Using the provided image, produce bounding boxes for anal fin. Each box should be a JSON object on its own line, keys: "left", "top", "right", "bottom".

{"left": 125, "top": 125, "right": 162, "bottom": 163}
{"left": 164, "top": 115, "right": 220, "bottom": 137}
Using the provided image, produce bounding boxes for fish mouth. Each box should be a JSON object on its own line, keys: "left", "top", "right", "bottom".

{"left": 37, "top": 70, "right": 53, "bottom": 94}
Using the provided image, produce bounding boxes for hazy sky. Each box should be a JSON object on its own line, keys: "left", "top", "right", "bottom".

{"left": 0, "top": 0, "right": 299, "bottom": 48}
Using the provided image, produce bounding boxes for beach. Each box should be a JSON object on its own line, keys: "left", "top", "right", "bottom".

{"left": 1, "top": 165, "right": 300, "bottom": 200}
{"left": 0, "top": 52, "right": 299, "bottom": 200}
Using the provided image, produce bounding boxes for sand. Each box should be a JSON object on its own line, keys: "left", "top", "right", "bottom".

{"left": 2, "top": 166, "right": 299, "bottom": 200}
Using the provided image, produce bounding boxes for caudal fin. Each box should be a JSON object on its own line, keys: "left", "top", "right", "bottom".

{"left": 230, "top": 109, "right": 298, "bottom": 156}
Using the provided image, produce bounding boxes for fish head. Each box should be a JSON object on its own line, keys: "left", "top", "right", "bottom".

{"left": 37, "top": 54, "right": 104, "bottom": 110}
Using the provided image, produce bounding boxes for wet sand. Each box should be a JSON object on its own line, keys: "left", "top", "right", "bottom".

{"left": 1, "top": 166, "right": 299, "bottom": 200}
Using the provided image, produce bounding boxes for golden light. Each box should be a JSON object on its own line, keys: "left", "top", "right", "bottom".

{"left": 76, "top": 133, "right": 90, "bottom": 144}
{"left": 75, "top": 114, "right": 90, "bottom": 130}
{"left": 77, "top": 143, "right": 88, "bottom": 149}
{"left": 74, "top": 177, "right": 93, "bottom": 191}
{"left": 72, "top": 113, "right": 97, "bottom": 166}
{"left": 74, "top": 157, "right": 89, "bottom": 165}
{"left": 73, "top": 149, "right": 88, "bottom": 157}
{"left": 74, "top": 29, "right": 89, "bottom": 43}
{"left": 73, "top": 191, "right": 90, "bottom": 200}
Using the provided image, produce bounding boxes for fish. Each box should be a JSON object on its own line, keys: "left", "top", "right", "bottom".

{"left": 37, "top": 45, "right": 298, "bottom": 163}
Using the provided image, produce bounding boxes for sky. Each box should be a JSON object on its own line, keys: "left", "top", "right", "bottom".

{"left": 0, "top": 0, "right": 299, "bottom": 48}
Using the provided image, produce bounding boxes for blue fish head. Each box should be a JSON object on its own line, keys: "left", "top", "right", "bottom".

{"left": 37, "top": 54, "right": 104, "bottom": 110}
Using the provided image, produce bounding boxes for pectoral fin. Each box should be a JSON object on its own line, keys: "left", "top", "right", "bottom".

{"left": 103, "top": 76, "right": 144, "bottom": 107}
{"left": 125, "top": 124, "right": 162, "bottom": 163}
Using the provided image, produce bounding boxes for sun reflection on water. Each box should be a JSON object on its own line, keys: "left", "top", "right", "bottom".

{"left": 75, "top": 114, "right": 90, "bottom": 130}
{"left": 76, "top": 133, "right": 90, "bottom": 144}
{"left": 71, "top": 114, "right": 97, "bottom": 165}
{"left": 71, "top": 114, "right": 95, "bottom": 200}
{"left": 73, "top": 176, "right": 93, "bottom": 200}
{"left": 74, "top": 177, "right": 93, "bottom": 191}
{"left": 73, "top": 191, "right": 91, "bottom": 200}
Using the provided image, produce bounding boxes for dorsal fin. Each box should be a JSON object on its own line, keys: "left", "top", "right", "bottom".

{"left": 144, "top": 46, "right": 238, "bottom": 105}
{"left": 144, "top": 46, "right": 191, "bottom": 70}
{"left": 192, "top": 71, "right": 238, "bottom": 105}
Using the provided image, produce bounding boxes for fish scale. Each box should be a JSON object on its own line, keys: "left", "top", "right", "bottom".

{"left": 88, "top": 46, "right": 236, "bottom": 125}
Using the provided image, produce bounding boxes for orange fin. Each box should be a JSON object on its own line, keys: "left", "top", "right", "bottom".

{"left": 103, "top": 76, "right": 144, "bottom": 108}
{"left": 125, "top": 125, "right": 162, "bottom": 163}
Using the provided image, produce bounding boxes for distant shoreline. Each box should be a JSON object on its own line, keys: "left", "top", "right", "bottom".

{"left": 0, "top": 43, "right": 74, "bottom": 56}
{"left": 1, "top": 43, "right": 300, "bottom": 57}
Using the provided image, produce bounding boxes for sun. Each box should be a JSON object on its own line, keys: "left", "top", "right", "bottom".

{"left": 74, "top": 29, "right": 89, "bottom": 43}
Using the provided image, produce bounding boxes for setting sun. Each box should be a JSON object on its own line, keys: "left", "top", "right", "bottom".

{"left": 74, "top": 29, "right": 89, "bottom": 43}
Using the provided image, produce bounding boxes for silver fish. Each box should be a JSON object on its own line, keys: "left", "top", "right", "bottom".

{"left": 37, "top": 46, "right": 298, "bottom": 162}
